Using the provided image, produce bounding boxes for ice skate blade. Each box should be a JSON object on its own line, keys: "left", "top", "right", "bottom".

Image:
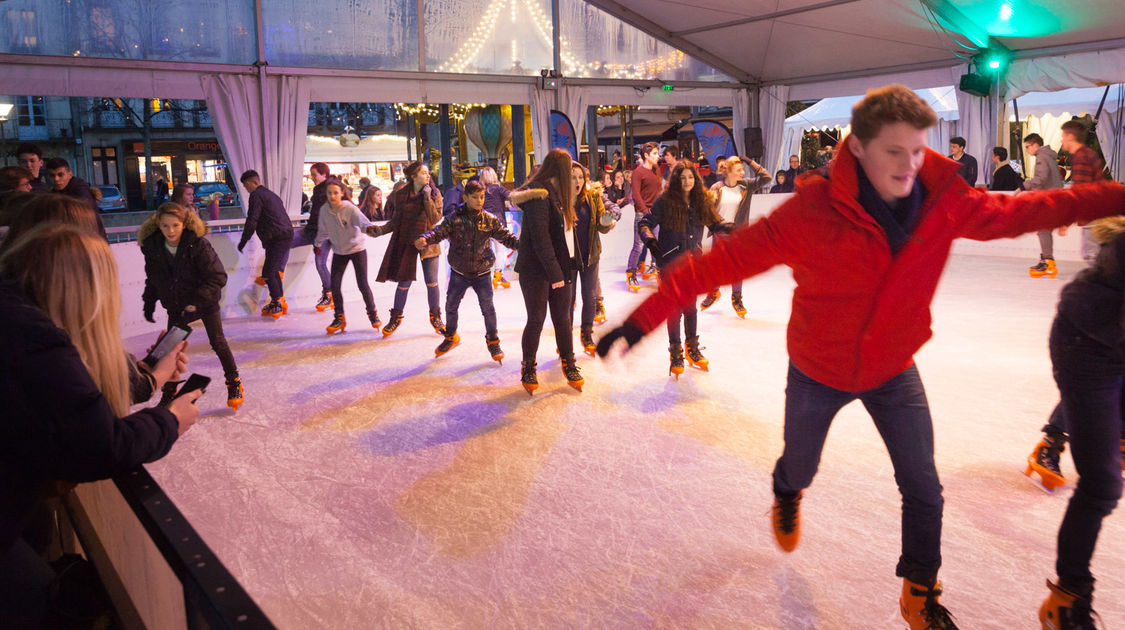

{"left": 1024, "top": 463, "right": 1064, "bottom": 493}
{"left": 583, "top": 346, "right": 596, "bottom": 357}
{"left": 326, "top": 326, "right": 346, "bottom": 335}
{"left": 567, "top": 380, "right": 584, "bottom": 392}
{"left": 227, "top": 399, "right": 243, "bottom": 411}
{"left": 687, "top": 361, "right": 709, "bottom": 372}
{"left": 522, "top": 383, "right": 537, "bottom": 396}
{"left": 316, "top": 305, "right": 332, "bottom": 312}
{"left": 270, "top": 312, "right": 282, "bottom": 320}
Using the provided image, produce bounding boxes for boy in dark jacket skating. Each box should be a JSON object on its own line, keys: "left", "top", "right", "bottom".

{"left": 416, "top": 181, "right": 519, "bottom": 361}
{"left": 239, "top": 170, "right": 295, "bottom": 319}
{"left": 141, "top": 203, "right": 244, "bottom": 410}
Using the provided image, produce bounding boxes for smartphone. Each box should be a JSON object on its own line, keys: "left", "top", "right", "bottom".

{"left": 142, "top": 325, "right": 192, "bottom": 367}
{"left": 173, "top": 373, "right": 211, "bottom": 400}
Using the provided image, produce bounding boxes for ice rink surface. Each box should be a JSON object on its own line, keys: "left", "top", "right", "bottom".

{"left": 132, "top": 220, "right": 1124, "bottom": 629}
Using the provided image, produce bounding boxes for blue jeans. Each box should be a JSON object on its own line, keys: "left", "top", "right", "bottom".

{"left": 773, "top": 362, "right": 944, "bottom": 583}
{"left": 445, "top": 270, "right": 497, "bottom": 338}
{"left": 262, "top": 237, "right": 291, "bottom": 300}
{"left": 1050, "top": 318, "right": 1124, "bottom": 592}
{"left": 626, "top": 212, "right": 649, "bottom": 272}
{"left": 392, "top": 256, "right": 441, "bottom": 314}
{"left": 571, "top": 263, "right": 599, "bottom": 328}
{"left": 291, "top": 230, "right": 331, "bottom": 292}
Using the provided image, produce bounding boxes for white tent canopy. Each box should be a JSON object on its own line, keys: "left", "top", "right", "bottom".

{"left": 780, "top": 87, "right": 960, "bottom": 178}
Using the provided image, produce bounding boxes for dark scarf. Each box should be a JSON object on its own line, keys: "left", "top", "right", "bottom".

{"left": 855, "top": 164, "right": 926, "bottom": 255}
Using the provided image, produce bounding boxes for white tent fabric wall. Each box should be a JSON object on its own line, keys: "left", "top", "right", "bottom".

{"left": 529, "top": 86, "right": 554, "bottom": 163}
{"left": 1010, "top": 85, "right": 1125, "bottom": 180}
{"left": 954, "top": 88, "right": 999, "bottom": 187}
{"left": 202, "top": 74, "right": 310, "bottom": 217}
{"left": 758, "top": 85, "right": 791, "bottom": 177}
{"left": 1007, "top": 47, "right": 1125, "bottom": 99}
{"left": 559, "top": 85, "right": 591, "bottom": 157}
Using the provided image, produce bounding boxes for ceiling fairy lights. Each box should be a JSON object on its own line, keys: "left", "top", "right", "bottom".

{"left": 394, "top": 103, "right": 489, "bottom": 121}
{"left": 436, "top": 0, "right": 686, "bottom": 80}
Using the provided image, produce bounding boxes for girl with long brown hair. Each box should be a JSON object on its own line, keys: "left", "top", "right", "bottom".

{"left": 509, "top": 148, "right": 581, "bottom": 394}
{"left": 569, "top": 162, "right": 617, "bottom": 356}
{"left": 638, "top": 160, "right": 731, "bottom": 377}
{"left": 368, "top": 161, "right": 445, "bottom": 337}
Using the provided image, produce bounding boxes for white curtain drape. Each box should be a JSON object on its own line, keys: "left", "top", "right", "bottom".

{"left": 202, "top": 73, "right": 310, "bottom": 216}
{"left": 559, "top": 85, "right": 590, "bottom": 156}
{"left": 955, "top": 89, "right": 997, "bottom": 186}
{"left": 528, "top": 86, "right": 553, "bottom": 164}
{"left": 758, "top": 85, "right": 791, "bottom": 177}
{"left": 1007, "top": 48, "right": 1125, "bottom": 100}
{"left": 731, "top": 87, "right": 752, "bottom": 157}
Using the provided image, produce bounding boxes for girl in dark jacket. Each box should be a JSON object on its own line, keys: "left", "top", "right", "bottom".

{"left": 1037, "top": 216, "right": 1125, "bottom": 628}
{"left": 368, "top": 162, "right": 445, "bottom": 337}
{"left": 511, "top": 148, "right": 583, "bottom": 394}
{"left": 416, "top": 180, "right": 519, "bottom": 362}
{"left": 0, "top": 224, "right": 197, "bottom": 626}
{"left": 639, "top": 160, "right": 731, "bottom": 377}
{"left": 140, "top": 203, "right": 243, "bottom": 410}
{"left": 570, "top": 162, "right": 616, "bottom": 356}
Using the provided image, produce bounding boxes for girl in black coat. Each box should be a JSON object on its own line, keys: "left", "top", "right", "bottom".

{"left": 639, "top": 160, "right": 730, "bottom": 377}
{"left": 511, "top": 149, "right": 583, "bottom": 394}
{"left": 140, "top": 203, "right": 243, "bottom": 410}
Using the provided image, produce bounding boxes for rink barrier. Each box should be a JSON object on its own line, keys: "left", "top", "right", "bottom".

{"left": 65, "top": 471, "right": 274, "bottom": 630}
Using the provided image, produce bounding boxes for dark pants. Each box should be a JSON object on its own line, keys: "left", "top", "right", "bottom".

{"left": 773, "top": 362, "right": 944, "bottom": 583}
{"left": 262, "top": 237, "right": 290, "bottom": 300}
{"left": 667, "top": 304, "right": 698, "bottom": 345}
{"left": 169, "top": 310, "right": 238, "bottom": 380}
{"left": 0, "top": 538, "right": 54, "bottom": 628}
{"left": 291, "top": 230, "right": 331, "bottom": 291}
{"left": 626, "top": 213, "right": 649, "bottom": 272}
{"left": 520, "top": 271, "right": 574, "bottom": 362}
{"left": 392, "top": 255, "right": 441, "bottom": 313}
{"left": 571, "top": 262, "right": 599, "bottom": 328}
{"left": 445, "top": 270, "right": 497, "bottom": 338}
{"left": 1050, "top": 318, "right": 1124, "bottom": 592}
{"left": 710, "top": 233, "right": 743, "bottom": 294}
{"left": 330, "top": 250, "right": 376, "bottom": 317}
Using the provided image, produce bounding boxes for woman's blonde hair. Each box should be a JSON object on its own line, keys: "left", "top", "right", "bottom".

{"left": 478, "top": 166, "right": 499, "bottom": 187}
{"left": 0, "top": 223, "right": 133, "bottom": 416}
{"left": 1, "top": 193, "right": 102, "bottom": 254}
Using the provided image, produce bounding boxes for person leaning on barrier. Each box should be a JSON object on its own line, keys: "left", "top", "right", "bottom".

{"left": 0, "top": 223, "right": 199, "bottom": 628}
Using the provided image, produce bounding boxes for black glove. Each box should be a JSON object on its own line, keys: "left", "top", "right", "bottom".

{"left": 237, "top": 242, "right": 246, "bottom": 254}
{"left": 712, "top": 222, "right": 736, "bottom": 236}
{"left": 144, "top": 308, "right": 155, "bottom": 323}
{"left": 595, "top": 322, "right": 645, "bottom": 357}
{"left": 643, "top": 237, "right": 661, "bottom": 262}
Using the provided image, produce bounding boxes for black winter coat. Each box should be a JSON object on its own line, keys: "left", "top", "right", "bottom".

{"left": 0, "top": 281, "right": 178, "bottom": 553}
{"left": 639, "top": 195, "right": 727, "bottom": 268}
{"left": 142, "top": 229, "right": 227, "bottom": 319}
{"left": 1056, "top": 217, "right": 1125, "bottom": 354}
{"left": 421, "top": 206, "right": 519, "bottom": 277}
{"left": 512, "top": 187, "right": 580, "bottom": 284}
{"left": 239, "top": 185, "right": 294, "bottom": 248}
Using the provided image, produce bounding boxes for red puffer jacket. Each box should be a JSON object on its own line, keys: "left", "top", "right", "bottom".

{"left": 627, "top": 138, "right": 1125, "bottom": 392}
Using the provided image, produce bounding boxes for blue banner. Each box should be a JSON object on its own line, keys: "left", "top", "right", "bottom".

{"left": 550, "top": 110, "right": 579, "bottom": 160}
{"left": 691, "top": 119, "right": 738, "bottom": 168}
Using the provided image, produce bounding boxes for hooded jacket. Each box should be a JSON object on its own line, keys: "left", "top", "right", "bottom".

{"left": 576, "top": 183, "right": 616, "bottom": 267}
{"left": 625, "top": 137, "right": 1125, "bottom": 392}
{"left": 512, "top": 187, "right": 579, "bottom": 284}
{"left": 139, "top": 211, "right": 227, "bottom": 319}
{"left": 420, "top": 205, "right": 518, "bottom": 277}
{"left": 1056, "top": 216, "right": 1125, "bottom": 353}
{"left": 1024, "top": 145, "right": 1063, "bottom": 191}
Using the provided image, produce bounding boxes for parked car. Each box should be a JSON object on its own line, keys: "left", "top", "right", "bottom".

{"left": 192, "top": 182, "right": 239, "bottom": 210}
{"left": 95, "top": 185, "right": 127, "bottom": 212}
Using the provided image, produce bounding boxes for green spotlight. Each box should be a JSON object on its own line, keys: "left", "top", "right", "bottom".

{"left": 987, "top": 59, "right": 1001, "bottom": 70}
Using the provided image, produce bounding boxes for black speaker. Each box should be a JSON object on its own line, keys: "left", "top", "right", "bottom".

{"left": 958, "top": 73, "right": 991, "bottom": 98}
{"left": 743, "top": 126, "right": 763, "bottom": 159}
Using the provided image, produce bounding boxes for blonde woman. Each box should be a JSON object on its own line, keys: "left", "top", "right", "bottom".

{"left": 478, "top": 166, "right": 513, "bottom": 288}
{"left": 702, "top": 155, "right": 771, "bottom": 317}
{"left": 0, "top": 224, "right": 198, "bottom": 625}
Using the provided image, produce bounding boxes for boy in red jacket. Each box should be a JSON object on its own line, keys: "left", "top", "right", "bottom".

{"left": 598, "top": 84, "right": 1125, "bottom": 629}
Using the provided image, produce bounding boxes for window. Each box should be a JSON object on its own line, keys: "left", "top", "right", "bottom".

{"left": 18, "top": 96, "right": 45, "bottom": 127}
{"left": 6, "top": 8, "right": 38, "bottom": 52}
{"left": 90, "top": 5, "right": 118, "bottom": 54}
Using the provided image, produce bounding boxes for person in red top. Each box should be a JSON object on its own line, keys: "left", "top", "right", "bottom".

{"left": 627, "top": 142, "right": 664, "bottom": 291}
{"left": 597, "top": 85, "right": 1125, "bottom": 630}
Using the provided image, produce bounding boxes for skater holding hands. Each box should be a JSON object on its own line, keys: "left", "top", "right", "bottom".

{"left": 414, "top": 180, "right": 518, "bottom": 361}
{"left": 315, "top": 180, "right": 381, "bottom": 335}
